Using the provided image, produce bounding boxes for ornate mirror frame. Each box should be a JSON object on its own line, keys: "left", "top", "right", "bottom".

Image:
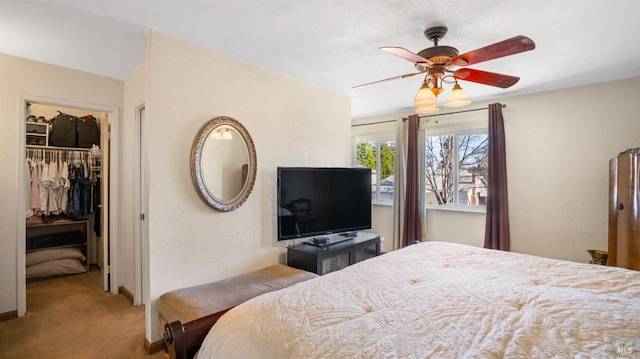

{"left": 191, "top": 116, "right": 257, "bottom": 211}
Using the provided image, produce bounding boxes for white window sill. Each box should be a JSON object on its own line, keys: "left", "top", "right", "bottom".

{"left": 372, "top": 202, "right": 393, "bottom": 207}
{"left": 426, "top": 205, "right": 486, "bottom": 214}
{"left": 373, "top": 202, "right": 485, "bottom": 214}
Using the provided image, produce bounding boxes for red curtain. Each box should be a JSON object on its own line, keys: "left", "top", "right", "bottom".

{"left": 484, "top": 103, "right": 510, "bottom": 250}
{"left": 402, "top": 114, "right": 422, "bottom": 247}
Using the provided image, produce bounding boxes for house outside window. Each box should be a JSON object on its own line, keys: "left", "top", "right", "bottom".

{"left": 425, "top": 127, "right": 488, "bottom": 210}
{"left": 355, "top": 136, "right": 396, "bottom": 204}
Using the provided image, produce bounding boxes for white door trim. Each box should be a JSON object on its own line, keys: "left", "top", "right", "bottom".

{"left": 133, "top": 103, "right": 147, "bottom": 306}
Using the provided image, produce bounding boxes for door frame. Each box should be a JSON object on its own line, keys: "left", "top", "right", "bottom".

{"left": 133, "top": 103, "right": 147, "bottom": 306}
{"left": 17, "top": 94, "right": 120, "bottom": 316}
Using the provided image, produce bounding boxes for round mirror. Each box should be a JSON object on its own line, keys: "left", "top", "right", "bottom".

{"left": 191, "top": 116, "right": 257, "bottom": 211}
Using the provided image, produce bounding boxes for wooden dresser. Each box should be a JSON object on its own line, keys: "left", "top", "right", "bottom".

{"left": 608, "top": 148, "right": 639, "bottom": 271}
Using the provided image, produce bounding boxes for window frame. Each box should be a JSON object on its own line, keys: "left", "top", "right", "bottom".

{"left": 424, "top": 124, "right": 488, "bottom": 213}
{"left": 353, "top": 134, "right": 396, "bottom": 206}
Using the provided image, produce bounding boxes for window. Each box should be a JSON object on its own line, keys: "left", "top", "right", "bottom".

{"left": 425, "top": 128, "right": 488, "bottom": 209}
{"left": 355, "top": 137, "right": 396, "bottom": 204}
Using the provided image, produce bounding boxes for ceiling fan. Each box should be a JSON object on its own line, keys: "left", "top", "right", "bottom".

{"left": 354, "top": 26, "right": 535, "bottom": 111}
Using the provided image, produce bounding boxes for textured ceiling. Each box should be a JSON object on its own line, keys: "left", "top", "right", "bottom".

{"left": 1, "top": 0, "right": 639, "bottom": 118}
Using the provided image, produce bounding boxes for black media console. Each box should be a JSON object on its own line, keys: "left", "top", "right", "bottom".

{"left": 286, "top": 232, "right": 382, "bottom": 275}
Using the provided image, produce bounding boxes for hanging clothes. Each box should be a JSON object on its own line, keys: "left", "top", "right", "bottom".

{"left": 47, "top": 160, "right": 59, "bottom": 215}
{"left": 69, "top": 160, "right": 80, "bottom": 215}
{"left": 29, "top": 160, "right": 40, "bottom": 212}
{"left": 79, "top": 157, "right": 90, "bottom": 215}
{"left": 59, "top": 160, "right": 69, "bottom": 213}
{"left": 25, "top": 148, "right": 97, "bottom": 219}
{"left": 93, "top": 176, "right": 101, "bottom": 236}
{"left": 38, "top": 160, "right": 49, "bottom": 215}
{"left": 25, "top": 159, "right": 33, "bottom": 218}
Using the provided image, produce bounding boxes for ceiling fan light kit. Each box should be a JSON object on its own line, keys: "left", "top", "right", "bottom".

{"left": 444, "top": 83, "right": 472, "bottom": 108}
{"left": 355, "top": 25, "right": 535, "bottom": 115}
{"left": 413, "top": 81, "right": 438, "bottom": 107}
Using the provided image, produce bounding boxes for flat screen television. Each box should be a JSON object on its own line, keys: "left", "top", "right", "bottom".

{"left": 277, "top": 167, "right": 372, "bottom": 241}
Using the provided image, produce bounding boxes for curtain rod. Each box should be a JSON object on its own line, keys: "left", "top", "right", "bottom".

{"left": 351, "top": 103, "right": 507, "bottom": 127}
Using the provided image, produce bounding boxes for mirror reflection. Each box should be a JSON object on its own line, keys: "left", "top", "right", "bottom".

{"left": 191, "top": 116, "right": 256, "bottom": 211}
{"left": 201, "top": 126, "right": 249, "bottom": 202}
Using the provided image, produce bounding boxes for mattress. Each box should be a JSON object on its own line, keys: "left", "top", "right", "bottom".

{"left": 198, "top": 241, "right": 640, "bottom": 358}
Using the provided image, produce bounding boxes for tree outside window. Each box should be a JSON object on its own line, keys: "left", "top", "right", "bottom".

{"left": 425, "top": 131, "right": 488, "bottom": 207}
{"left": 356, "top": 139, "right": 395, "bottom": 203}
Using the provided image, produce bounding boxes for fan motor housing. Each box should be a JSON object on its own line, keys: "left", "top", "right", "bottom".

{"left": 415, "top": 45, "right": 459, "bottom": 70}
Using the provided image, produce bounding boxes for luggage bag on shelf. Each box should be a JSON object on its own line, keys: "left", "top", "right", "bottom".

{"left": 48, "top": 112, "right": 77, "bottom": 147}
{"left": 48, "top": 112, "right": 100, "bottom": 148}
{"left": 77, "top": 115, "right": 100, "bottom": 148}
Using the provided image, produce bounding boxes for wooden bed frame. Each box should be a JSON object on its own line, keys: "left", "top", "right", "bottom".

{"left": 163, "top": 308, "right": 231, "bottom": 359}
{"left": 160, "top": 264, "right": 319, "bottom": 359}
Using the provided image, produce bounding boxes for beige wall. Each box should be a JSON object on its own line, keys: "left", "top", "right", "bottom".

{"left": 121, "top": 63, "right": 147, "bottom": 302}
{"left": 370, "top": 205, "right": 395, "bottom": 253}
{"left": 0, "top": 53, "right": 123, "bottom": 314}
{"left": 143, "top": 30, "right": 351, "bottom": 340}
{"left": 352, "top": 77, "right": 640, "bottom": 263}
{"left": 505, "top": 77, "right": 639, "bottom": 261}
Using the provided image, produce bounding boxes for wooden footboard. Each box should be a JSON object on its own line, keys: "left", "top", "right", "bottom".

{"left": 164, "top": 308, "right": 231, "bottom": 359}
{"left": 160, "top": 265, "right": 319, "bottom": 358}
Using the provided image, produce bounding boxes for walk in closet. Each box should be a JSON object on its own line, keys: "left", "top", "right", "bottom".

{"left": 24, "top": 103, "right": 109, "bottom": 285}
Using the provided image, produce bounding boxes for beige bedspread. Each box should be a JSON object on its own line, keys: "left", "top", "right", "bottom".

{"left": 198, "top": 241, "right": 640, "bottom": 358}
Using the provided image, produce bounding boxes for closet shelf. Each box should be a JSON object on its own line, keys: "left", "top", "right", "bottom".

{"left": 26, "top": 219, "right": 89, "bottom": 228}
{"left": 26, "top": 122, "right": 48, "bottom": 146}
{"left": 26, "top": 219, "right": 90, "bottom": 270}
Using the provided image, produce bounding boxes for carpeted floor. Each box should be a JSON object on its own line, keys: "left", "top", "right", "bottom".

{"left": 0, "top": 268, "right": 169, "bottom": 359}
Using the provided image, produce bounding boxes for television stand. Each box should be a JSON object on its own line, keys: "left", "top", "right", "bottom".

{"left": 289, "top": 232, "right": 382, "bottom": 275}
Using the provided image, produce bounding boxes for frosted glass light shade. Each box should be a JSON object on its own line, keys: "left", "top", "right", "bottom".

{"left": 221, "top": 128, "right": 234, "bottom": 140}
{"left": 210, "top": 130, "right": 222, "bottom": 140}
{"left": 413, "top": 83, "right": 438, "bottom": 107}
{"left": 444, "top": 84, "right": 471, "bottom": 108}
{"left": 416, "top": 105, "right": 440, "bottom": 114}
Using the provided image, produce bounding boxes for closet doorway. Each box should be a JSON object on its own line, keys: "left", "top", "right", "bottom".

{"left": 18, "top": 95, "right": 120, "bottom": 316}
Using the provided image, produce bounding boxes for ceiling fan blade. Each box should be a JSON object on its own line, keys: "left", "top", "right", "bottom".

{"left": 451, "top": 36, "right": 535, "bottom": 66}
{"left": 352, "top": 71, "right": 425, "bottom": 89}
{"left": 380, "top": 47, "right": 433, "bottom": 66}
{"left": 453, "top": 68, "right": 520, "bottom": 88}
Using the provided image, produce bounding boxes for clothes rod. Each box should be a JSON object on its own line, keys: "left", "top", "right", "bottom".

{"left": 26, "top": 145, "right": 91, "bottom": 152}
{"left": 351, "top": 104, "right": 507, "bottom": 127}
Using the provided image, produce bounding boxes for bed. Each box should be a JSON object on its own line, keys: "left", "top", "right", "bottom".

{"left": 167, "top": 241, "right": 640, "bottom": 358}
